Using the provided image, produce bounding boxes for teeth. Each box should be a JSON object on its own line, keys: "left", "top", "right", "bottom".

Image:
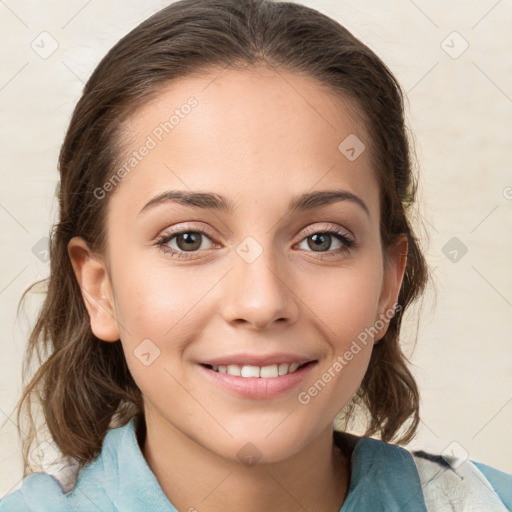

{"left": 227, "top": 364, "right": 241, "bottom": 376}
{"left": 209, "top": 362, "right": 305, "bottom": 378}
{"left": 278, "top": 363, "right": 289, "bottom": 375}
{"left": 260, "top": 365, "right": 278, "bottom": 378}
{"left": 241, "top": 365, "right": 260, "bottom": 378}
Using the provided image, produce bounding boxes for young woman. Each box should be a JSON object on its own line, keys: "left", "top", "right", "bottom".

{"left": 1, "top": 0, "right": 510, "bottom": 510}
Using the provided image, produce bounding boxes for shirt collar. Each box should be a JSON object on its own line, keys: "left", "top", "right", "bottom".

{"left": 100, "top": 417, "right": 427, "bottom": 511}
{"left": 101, "top": 416, "right": 178, "bottom": 511}
{"left": 335, "top": 431, "right": 427, "bottom": 511}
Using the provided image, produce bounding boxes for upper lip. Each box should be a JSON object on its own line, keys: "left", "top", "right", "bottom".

{"left": 200, "top": 353, "right": 317, "bottom": 367}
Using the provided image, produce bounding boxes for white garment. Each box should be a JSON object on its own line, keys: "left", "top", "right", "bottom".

{"left": 413, "top": 453, "right": 508, "bottom": 511}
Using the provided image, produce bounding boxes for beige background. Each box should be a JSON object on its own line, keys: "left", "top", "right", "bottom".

{"left": 1, "top": 0, "right": 511, "bottom": 497}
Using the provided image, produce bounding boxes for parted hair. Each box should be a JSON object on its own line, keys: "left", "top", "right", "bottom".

{"left": 14, "top": 0, "right": 429, "bottom": 475}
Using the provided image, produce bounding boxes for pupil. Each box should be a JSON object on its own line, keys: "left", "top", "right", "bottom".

{"left": 178, "top": 232, "right": 201, "bottom": 251}
{"left": 309, "top": 233, "right": 330, "bottom": 251}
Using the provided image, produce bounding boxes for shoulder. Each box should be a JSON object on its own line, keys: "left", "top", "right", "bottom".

{"left": 334, "top": 431, "right": 511, "bottom": 510}
{"left": 1, "top": 472, "right": 67, "bottom": 512}
{"left": 412, "top": 449, "right": 512, "bottom": 511}
{"left": 0, "top": 421, "right": 133, "bottom": 512}
{"left": 0, "top": 458, "right": 116, "bottom": 512}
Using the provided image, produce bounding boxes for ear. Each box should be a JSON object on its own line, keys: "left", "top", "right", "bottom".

{"left": 374, "top": 235, "right": 408, "bottom": 343}
{"left": 67, "top": 236, "right": 120, "bottom": 342}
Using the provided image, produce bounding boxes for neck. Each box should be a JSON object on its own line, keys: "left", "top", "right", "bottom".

{"left": 140, "top": 413, "right": 351, "bottom": 512}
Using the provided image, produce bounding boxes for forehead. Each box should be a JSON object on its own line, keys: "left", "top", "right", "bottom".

{"left": 110, "top": 65, "right": 379, "bottom": 220}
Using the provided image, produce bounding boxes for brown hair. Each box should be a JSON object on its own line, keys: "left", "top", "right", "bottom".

{"left": 13, "top": 0, "right": 429, "bottom": 475}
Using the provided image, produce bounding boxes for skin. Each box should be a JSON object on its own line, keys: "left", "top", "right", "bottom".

{"left": 68, "top": 65, "right": 407, "bottom": 511}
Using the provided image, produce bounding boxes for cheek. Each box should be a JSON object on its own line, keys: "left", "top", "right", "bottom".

{"left": 301, "top": 258, "right": 384, "bottom": 346}
{"left": 112, "top": 249, "right": 213, "bottom": 338}
{"left": 110, "top": 256, "right": 219, "bottom": 373}
{"left": 296, "top": 272, "right": 379, "bottom": 423}
{"left": 296, "top": 254, "right": 383, "bottom": 400}
{"left": 111, "top": 269, "right": 196, "bottom": 401}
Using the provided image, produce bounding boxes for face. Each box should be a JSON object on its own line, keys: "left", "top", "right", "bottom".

{"left": 69, "top": 65, "right": 406, "bottom": 464}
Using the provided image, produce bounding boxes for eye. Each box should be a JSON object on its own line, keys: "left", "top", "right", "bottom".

{"left": 155, "top": 224, "right": 356, "bottom": 260}
{"left": 297, "top": 226, "right": 355, "bottom": 256}
{"left": 156, "top": 229, "right": 215, "bottom": 258}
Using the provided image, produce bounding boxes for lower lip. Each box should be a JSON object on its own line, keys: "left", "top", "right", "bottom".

{"left": 197, "top": 362, "right": 317, "bottom": 400}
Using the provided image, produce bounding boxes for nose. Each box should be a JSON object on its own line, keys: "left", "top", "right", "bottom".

{"left": 220, "top": 240, "right": 300, "bottom": 331}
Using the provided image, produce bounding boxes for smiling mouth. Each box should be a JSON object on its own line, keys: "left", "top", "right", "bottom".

{"left": 201, "top": 361, "right": 315, "bottom": 378}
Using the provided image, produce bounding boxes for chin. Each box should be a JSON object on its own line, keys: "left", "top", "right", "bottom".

{"left": 200, "top": 423, "right": 319, "bottom": 467}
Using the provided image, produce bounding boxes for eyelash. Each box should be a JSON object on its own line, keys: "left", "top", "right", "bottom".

{"left": 155, "top": 225, "right": 356, "bottom": 260}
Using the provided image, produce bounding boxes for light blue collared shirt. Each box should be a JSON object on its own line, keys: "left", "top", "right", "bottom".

{"left": 1, "top": 417, "right": 510, "bottom": 511}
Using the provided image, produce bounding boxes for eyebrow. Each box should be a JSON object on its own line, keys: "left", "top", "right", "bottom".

{"left": 138, "top": 189, "right": 370, "bottom": 218}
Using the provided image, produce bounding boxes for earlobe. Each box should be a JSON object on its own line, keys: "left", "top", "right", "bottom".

{"left": 67, "top": 236, "right": 120, "bottom": 342}
{"left": 374, "top": 235, "right": 408, "bottom": 343}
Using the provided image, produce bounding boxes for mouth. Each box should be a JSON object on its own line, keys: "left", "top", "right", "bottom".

{"left": 200, "top": 361, "right": 314, "bottom": 378}
{"left": 197, "top": 359, "right": 318, "bottom": 399}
